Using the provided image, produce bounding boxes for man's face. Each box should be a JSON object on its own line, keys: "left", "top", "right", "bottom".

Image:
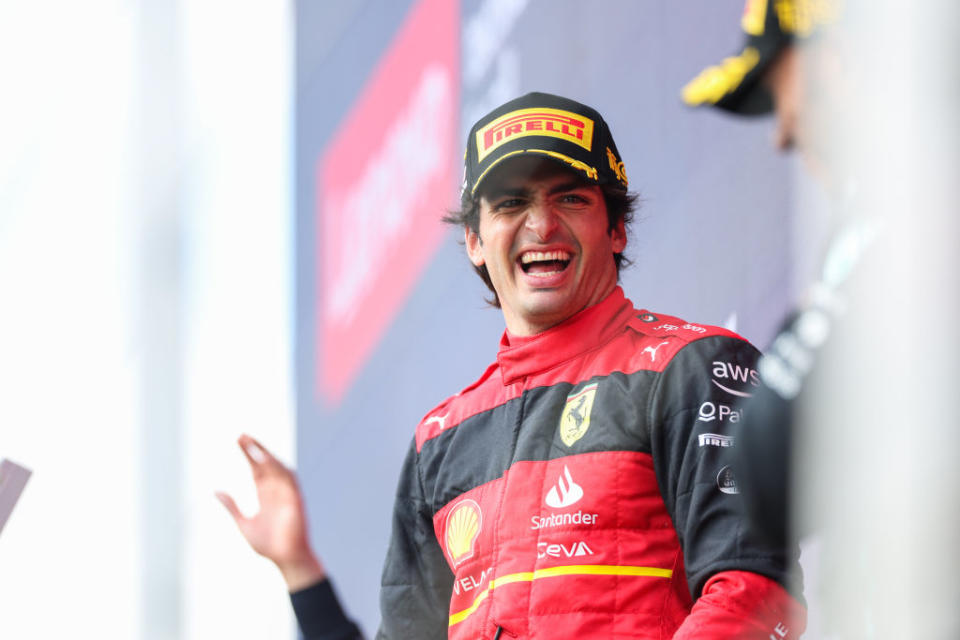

{"left": 465, "top": 157, "right": 626, "bottom": 336}
{"left": 765, "top": 39, "right": 847, "bottom": 189}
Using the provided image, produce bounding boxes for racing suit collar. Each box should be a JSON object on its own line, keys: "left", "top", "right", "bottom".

{"left": 497, "top": 286, "right": 635, "bottom": 385}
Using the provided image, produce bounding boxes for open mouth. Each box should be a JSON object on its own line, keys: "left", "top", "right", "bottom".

{"left": 519, "top": 250, "right": 572, "bottom": 278}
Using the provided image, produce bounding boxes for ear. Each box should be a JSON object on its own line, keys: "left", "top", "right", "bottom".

{"left": 610, "top": 219, "right": 627, "bottom": 254}
{"left": 465, "top": 227, "right": 485, "bottom": 267}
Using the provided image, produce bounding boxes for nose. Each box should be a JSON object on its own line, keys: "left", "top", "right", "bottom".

{"left": 524, "top": 199, "right": 559, "bottom": 240}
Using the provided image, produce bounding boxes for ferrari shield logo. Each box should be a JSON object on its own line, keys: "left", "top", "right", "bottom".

{"left": 559, "top": 382, "right": 598, "bottom": 447}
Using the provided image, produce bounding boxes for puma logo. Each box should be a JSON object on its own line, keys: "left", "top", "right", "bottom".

{"left": 642, "top": 341, "right": 670, "bottom": 362}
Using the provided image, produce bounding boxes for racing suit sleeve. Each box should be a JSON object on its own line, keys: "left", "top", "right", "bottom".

{"left": 647, "top": 335, "right": 806, "bottom": 639}
{"left": 375, "top": 438, "right": 454, "bottom": 639}
{"left": 290, "top": 579, "right": 364, "bottom": 639}
{"left": 288, "top": 439, "right": 452, "bottom": 639}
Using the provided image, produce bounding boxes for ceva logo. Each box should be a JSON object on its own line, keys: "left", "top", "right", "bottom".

{"left": 537, "top": 540, "right": 594, "bottom": 559}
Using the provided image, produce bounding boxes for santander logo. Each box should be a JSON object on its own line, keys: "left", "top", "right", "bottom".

{"left": 545, "top": 466, "right": 584, "bottom": 509}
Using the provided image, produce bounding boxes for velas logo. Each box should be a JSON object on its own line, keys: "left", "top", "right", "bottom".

{"left": 317, "top": 0, "right": 459, "bottom": 404}
{"left": 545, "top": 465, "right": 584, "bottom": 509}
{"left": 446, "top": 499, "right": 482, "bottom": 567}
{"left": 475, "top": 107, "right": 595, "bottom": 162}
{"left": 452, "top": 566, "right": 493, "bottom": 596}
{"left": 559, "top": 382, "right": 598, "bottom": 447}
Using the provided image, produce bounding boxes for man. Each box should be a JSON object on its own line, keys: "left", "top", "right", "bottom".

{"left": 688, "top": 2, "right": 960, "bottom": 636}
{"left": 682, "top": 0, "right": 848, "bottom": 548}
{"left": 684, "top": 4, "right": 882, "bottom": 636}
{"left": 219, "top": 92, "right": 805, "bottom": 639}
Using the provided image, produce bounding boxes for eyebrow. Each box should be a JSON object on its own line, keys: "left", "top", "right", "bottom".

{"left": 487, "top": 186, "right": 530, "bottom": 200}
{"left": 547, "top": 180, "right": 589, "bottom": 195}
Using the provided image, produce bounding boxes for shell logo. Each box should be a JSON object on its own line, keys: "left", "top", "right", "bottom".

{"left": 445, "top": 499, "right": 482, "bottom": 567}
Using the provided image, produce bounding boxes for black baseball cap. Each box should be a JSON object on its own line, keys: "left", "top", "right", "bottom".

{"left": 463, "top": 92, "right": 629, "bottom": 197}
{"left": 682, "top": 0, "right": 802, "bottom": 115}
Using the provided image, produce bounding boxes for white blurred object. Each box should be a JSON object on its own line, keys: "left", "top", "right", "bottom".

{"left": 801, "top": 0, "right": 960, "bottom": 637}
{"left": 0, "top": 458, "right": 31, "bottom": 536}
{"left": 0, "top": 0, "right": 294, "bottom": 638}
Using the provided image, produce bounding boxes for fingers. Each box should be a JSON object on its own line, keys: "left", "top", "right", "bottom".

{"left": 238, "top": 433, "right": 269, "bottom": 463}
{"left": 215, "top": 491, "right": 244, "bottom": 523}
{"left": 237, "top": 434, "right": 285, "bottom": 478}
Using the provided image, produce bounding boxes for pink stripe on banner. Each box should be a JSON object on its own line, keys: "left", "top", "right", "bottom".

{"left": 316, "top": 0, "right": 459, "bottom": 404}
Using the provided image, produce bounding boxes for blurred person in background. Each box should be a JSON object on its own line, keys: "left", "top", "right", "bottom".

{"left": 682, "top": 0, "right": 848, "bottom": 555}
{"left": 219, "top": 92, "right": 807, "bottom": 639}
{"left": 683, "top": 0, "right": 960, "bottom": 637}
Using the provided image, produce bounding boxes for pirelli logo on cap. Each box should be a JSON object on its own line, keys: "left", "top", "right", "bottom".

{"left": 476, "top": 107, "right": 595, "bottom": 162}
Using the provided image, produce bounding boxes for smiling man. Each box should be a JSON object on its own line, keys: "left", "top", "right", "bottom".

{"left": 221, "top": 92, "right": 806, "bottom": 639}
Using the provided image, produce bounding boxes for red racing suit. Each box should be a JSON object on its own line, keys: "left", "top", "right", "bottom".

{"left": 293, "top": 288, "right": 805, "bottom": 639}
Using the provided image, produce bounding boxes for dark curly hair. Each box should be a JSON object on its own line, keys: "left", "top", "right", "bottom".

{"left": 443, "top": 180, "right": 639, "bottom": 307}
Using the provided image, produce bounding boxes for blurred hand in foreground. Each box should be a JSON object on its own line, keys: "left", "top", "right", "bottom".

{"left": 216, "top": 434, "right": 326, "bottom": 591}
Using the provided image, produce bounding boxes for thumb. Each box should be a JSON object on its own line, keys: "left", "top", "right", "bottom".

{"left": 215, "top": 491, "right": 245, "bottom": 524}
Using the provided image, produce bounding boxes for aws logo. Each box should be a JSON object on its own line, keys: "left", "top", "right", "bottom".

{"left": 711, "top": 360, "right": 759, "bottom": 398}
{"left": 445, "top": 499, "right": 482, "bottom": 567}
{"left": 475, "top": 107, "right": 595, "bottom": 161}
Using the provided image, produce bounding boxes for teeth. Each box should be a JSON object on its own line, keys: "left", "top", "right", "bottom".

{"left": 520, "top": 250, "right": 571, "bottom": 264}
{"left": 527, "top": 269, "right": 564, "bottom": 278}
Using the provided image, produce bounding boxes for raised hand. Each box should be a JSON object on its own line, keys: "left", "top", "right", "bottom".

{"left": 217, "top": 434, "right": 326, "bottom": 591}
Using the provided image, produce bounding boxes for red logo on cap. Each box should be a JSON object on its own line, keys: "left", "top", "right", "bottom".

{"left": 475, "top": 107, "right": 595, "bottom": 162}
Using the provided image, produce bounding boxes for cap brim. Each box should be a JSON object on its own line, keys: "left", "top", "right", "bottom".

{"left": 471, "top": 148, "right": 606, "bottom": 196}
{"left": 683, "top": 42, "right": 784, "bottom": 115}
